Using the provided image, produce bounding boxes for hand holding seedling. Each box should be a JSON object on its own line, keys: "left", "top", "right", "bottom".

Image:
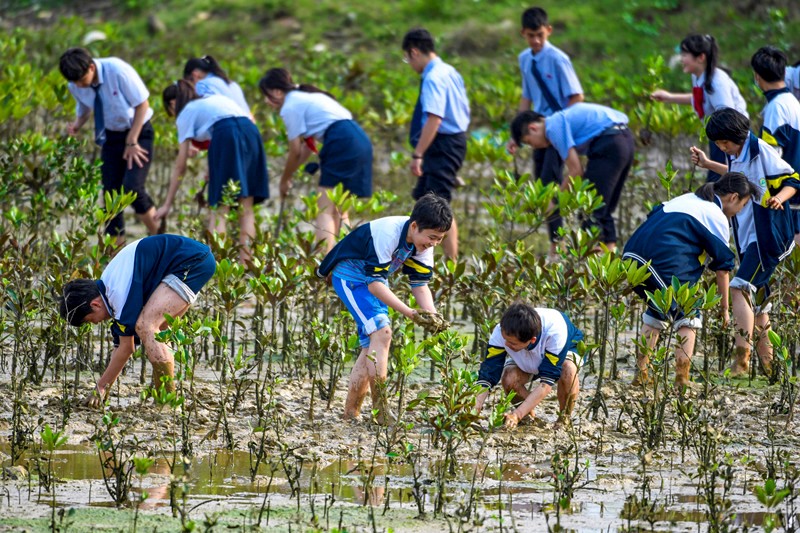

{"left": 411, "top": 309, "right": 450, "bottom": 334}
{"left": 279, "top": 178, "right": 293, "bottom": 199}
{"left": 81, "top": 385, "right": 107, "bottom": 409}
{"left": 66, "top": 121, "right": 80, "bottom": 136}
{"left": 689, "top": 146, "right": 710, "bottom": 169}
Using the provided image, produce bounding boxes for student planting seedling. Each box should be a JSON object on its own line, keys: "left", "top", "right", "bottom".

{"left": 510, "top": 103, "right": 634, "bottom": 251}
{"left": 473, "top": 301, "right": 584, "bottom": 429}
{"left": 317, "top": 193, "right": 452, "bottom": 424}
{"left": 623, "top": 172, "right": 756, "bottom": 388}
{"left": 59, "top": 235, "right": 217, "bottom": 407}
{"left": 691, "top": 108, "right": 800, "bottom": 378}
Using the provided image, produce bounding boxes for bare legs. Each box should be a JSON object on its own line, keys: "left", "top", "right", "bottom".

{"left": 343, "top": 326, "right": 393, "bottom": 423}
{"left": 316, "top": 187, "right": 348, "bottom": 254}
{"left": 135, "top": 283, "right": 192, "bottom": 392}
{"left": 499, "top": 360, "right": 580, "bottom": 420}
{"left": 730, "top": 288, "right": 773, "bottom": 377}
{"left": 633, "top": 323, "right": 696, "bottom": 389}
{"left": 207, "top": 196, "right": 255, "bottom": 264}
{"left": 442, "top": 217, "right": 458, "bottom": 260}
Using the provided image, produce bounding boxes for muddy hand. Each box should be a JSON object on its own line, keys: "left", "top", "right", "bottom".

{"left": 504, "top": 411, "right": 520, "bottom": 430}
{"left": 81, "top": 386, "right": 106, "bottom": 408}
{"left": 412, "top": 310, "right": 450, "bottom": 334}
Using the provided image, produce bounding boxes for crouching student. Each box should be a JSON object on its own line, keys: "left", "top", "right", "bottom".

{"left": 474, "top": 302, "right": 584, "bottom": 429}
{"left": 59, "top": 235, "right": 217, "bottom": 407}
{"left": 622, "top": 172, "right": 756, "bottom": 388}
{"left": 510, "top": 103, "right": 634, "bottom": 251}
{"left": 316, "top": 193, "right": 453, "bottom": 424}
{"left": 691, "top": 108, "right": 800, "bottom": 377}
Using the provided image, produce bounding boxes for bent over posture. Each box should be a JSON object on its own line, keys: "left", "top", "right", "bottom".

{"left": 60, "top": 235, "right": 216, "bottom": 406}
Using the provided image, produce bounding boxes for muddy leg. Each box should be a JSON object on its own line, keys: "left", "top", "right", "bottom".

{"left": 633, "top": 324, "right": 659, "bottom": 386}
{"left": 731, "top": 288, "right": 754, "bottom": 377}
{"left": 556, "top": 359, "right": 580, "bottom": 423}
{"left": 136, "top": 283, "right": 191, "bottom": 394}
{"left": 343, "top": 326, "right": 392, "bottom": 422}
{"left": 754, "top": 312, "right": 773, "bottom": 378}
{"left": 674, "top": 326, "right": 696, "bottom": 391}
{"left": 316, "top": 187, "right": 342, "bottom": 254}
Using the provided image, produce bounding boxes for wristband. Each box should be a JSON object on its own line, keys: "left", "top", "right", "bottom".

{"left": 126, "top": 142, "right": 138, "bottom": 147}
{"left": 412, "top": 153, "right": 423, "bottom": 160}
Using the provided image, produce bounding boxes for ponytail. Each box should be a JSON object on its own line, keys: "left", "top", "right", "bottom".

{"left": 258, "top": 68, "right": 336, "bottom": 100}
{"left": 183, "top": 55, "right": 230, "bottom": 84}
{"left": 162, "top": 79, "right": 201, "bottom": 117}
{"left": 681, "top": 34, "right": 718, "bottom": 94}
{"left": 695, "top": 171, "right": 756, "bottom": 201}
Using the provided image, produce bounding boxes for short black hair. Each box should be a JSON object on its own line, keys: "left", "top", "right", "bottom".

{"left": 510, "top": 110, "right": 545, "bottom": 146}
{"left": 705, "top": 107, "right": 751, "bottom": 145}
{"left": 410, "top": 193, "right": 453, "bottom": 232}
{"left": 751, "top": 46, "right": 787, "bottom": 83}
{"left": 59, "top": 47, "right": 94, "bottom": 81}
{"left": 59, "top": 279, "right": 100, "bottom": 327}
{"left": 521, "top": 7, "right": 549, "bottom": 31}
{"left": 402, "top": 28, "right": 435, "bottom": 54}
{"left": 500, "top": 301, "right": 542, "bottom": 342}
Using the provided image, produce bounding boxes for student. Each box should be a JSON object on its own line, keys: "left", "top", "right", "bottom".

{"left": 751, "top": 46, "right": 800, "bottom": 246}
{"left": 507, "top": 7, "right": 584, "bottom": 253}
{"left": 510, "top": 103, "right": 635, "bottom": 251}
{"left": 786, "top": 62, "right": 800, "bottom": 100}
{"left": 158, "top": 81, "right": 269, "bottom": 263}
{"left": 259, "top": 68, "right": 373, "bottom": 252}
{"left": 184, "top": 55, "right": 252, "bottom": 117}
{"left": 317, "top": 193, "right": 452, "bottom": 424}
{"left": 651, "top": 34, "right": 748, "bottom": 182}
{"left": 474, "top": 301, "right": 583, "bottom": 428}
{"left": 59, "top": 235, "right": 216, "bottom": 407}
{"left": 59, "top": 47, "right": 160, "bottom": 242}
{"left": 403, "top": 28, "right": 470, "bottom": 259}
{"left": 690, "top": 108, "right": 800, "bottom": 377}
{"left": 622, "top": 173, "right": 755, "bottom": 387}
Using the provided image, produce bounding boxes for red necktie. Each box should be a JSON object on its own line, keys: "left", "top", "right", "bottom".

{"left": 692, "top": 86, "right": 705, "bottom": 119}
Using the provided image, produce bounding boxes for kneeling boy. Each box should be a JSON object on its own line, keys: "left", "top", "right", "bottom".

{"left": 59, "top": 235, "right": 217, "bottom": 406}
{"left": 317, "top": 193, "right": 453, "bottom": 424}
{"left": 475, "top": 302, "right": 583, "bottom": 428}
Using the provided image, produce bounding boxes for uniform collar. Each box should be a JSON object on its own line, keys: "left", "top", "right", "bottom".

{"left": 95, "top": 280, "right": 113, "bottom": 317}
{"left": 421, "top": 56, "right": 441, "bottom": 79}
{"left": 528, "top": 336, "right": 541, "bottom": 350}
{"left": 733, "top": 132, "right": 759, "bottom": 164}
{"left": 763, "top": 87, "right": 789, "bottom": 102}
{"left": 93, "top": 59, "right": 105, "bottom": 86}
{"left": 531, "top": 41, "right": 552, "bottom": 60}
{"left": 399, "top": 219, "right": 417, "bottom": 255}
{"left": 713, "top": 194, "right": 723, "bottom": 209}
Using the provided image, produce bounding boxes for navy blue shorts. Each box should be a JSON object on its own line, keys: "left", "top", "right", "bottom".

{"left": 412, "top": 132, "right": 467, "bottom": 203}
{"left": 630, "top": 267, "right": 701, "bottom": 330}
{"left": 332, "top": 275, "right": 391, "bottom": 348}
{"left": 173, "top": 248, "right": 217, "bottom": 294}
{"left": 319, "top": 120, "right": 373, "bottom": 198}
{"left": 207, "top": 117, "right": 269, "bottom": 207}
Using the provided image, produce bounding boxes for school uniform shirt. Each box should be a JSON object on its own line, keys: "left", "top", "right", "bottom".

{"left": 728, "top": 133, "right": 800, "bottom": 267}
{"left": 760, "top": 88, "right": 800, "bottom": 171}
{"left": 419, "top": 57, "right": 470, "bottom": 134}
{"left": 785, "top": 66, "right": 800, "bottom": 100}
{"left": 317, "top": 216, "right": 434, "bottom": 287}
{"left": 476, "top": 309, "right": 582, "bottom": 389}
{"left": 518, "top": 42, "right": 583, "bottom": 116}
{"left": 195, "top": 73, "right": 251, "bottom": 115}
{"left": 280, "top": 90, "right": 352, "bottom": 142}
{"left": 622, "top": 193, "right": 735, "bottom": 287}
{"left": 175, "top": 94, "right": 248, "bottom": 143}
{"left": 68, "top": 57, "right": 153, "bottom": 131}
{"left": 544, "top": 102, "right": 628, "bottom": 161}
{"left": 690, "top": 69, "right": 748, "bottom": 120}
{"left": 97, "top": 235, "right": 210, "bottom": 338}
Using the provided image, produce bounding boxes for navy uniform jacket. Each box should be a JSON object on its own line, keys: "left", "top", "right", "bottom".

{"left": 623, "top": 192, "right": 736, "bottom": 285}
{"left": 317, "top": 216, "right": 434, "bottom": 285}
